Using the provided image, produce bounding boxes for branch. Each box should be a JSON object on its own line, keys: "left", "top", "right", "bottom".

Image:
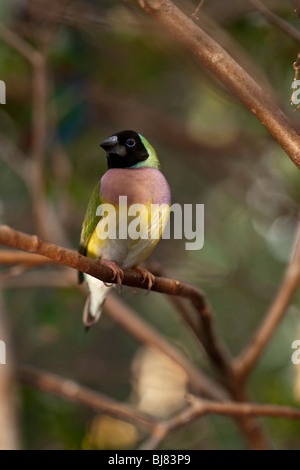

{"left": 0, "top": 264, "right": 227, "bottom": 407}
{"left": 105, "top": 295, "right": 227, "bottom": 401}
{"left": 0, "top": 24, "right": 42, "bottom": 66}
{"left": 191, "top": 0, "right": 206, "bottom": 21}
{"left": 30, "top": 53, "right": 49, "bottom": 240}
{"left": 18, "top": 365, "right": 155, "bottom": 430}
{"left": 185, "top": 394, "right": 300, "bottom": 421}
{"left": 235, "top": 219, "right": 300, "bottom": 380}
{"left": 0, "top": 225, "right": 232, "bottom": 379}
{"left": 18, "top": 365, "right": 300, "bottom": 451}
{"left": 0, "top": 24, "right": 49, "bottom": 238}
{"left": 0, "top": 225, "right": 272, "bottom": 448}
{"left": 249, "top": 0, "right": 300, "bottom": 45}
{"left": 135, "top": 0, "right": 300, "bottom": 170}
{"left": 141, "top": 392, "right": 300, "bottom": 449}
{"left": 0, "top": 250, "right": 52, "bottom": 267}
{"left": 291, "top": 0, "right": 300, "bottom": 23}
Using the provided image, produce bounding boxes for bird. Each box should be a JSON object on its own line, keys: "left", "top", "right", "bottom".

{"left": 78, "top": 130, "right": 171, "bottom": 328}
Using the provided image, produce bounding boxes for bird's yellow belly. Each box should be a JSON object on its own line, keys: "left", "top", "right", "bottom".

{"left": 86, "top": 203, "right": 170, "bottom": 268}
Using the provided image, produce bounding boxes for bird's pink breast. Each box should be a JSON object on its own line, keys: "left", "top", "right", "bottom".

{"left": 100, "top": 168, "right": 171, "bottom": 206}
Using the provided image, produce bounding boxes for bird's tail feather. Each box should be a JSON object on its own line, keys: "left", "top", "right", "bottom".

{"left": 83, "top": 274, "right": 113, "bottom": 328}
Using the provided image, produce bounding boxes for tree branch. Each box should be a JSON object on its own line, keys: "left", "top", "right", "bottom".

{"left": 249, "top": 0, "right": 300, "bottom": 45}
{"left": 0, "top": 224, "right": 272, "bottom": 448}
{"left": 135, "top": 0, "right": 300, "bottom": 170}
{"left": 0, "top": 224, "right": 232, "bottom": 380}
{"left": 0, "top": 250, "right": 52, "bottom": 267}
{"left": 141, "top": 393, "right": 300, "bottom": 449}
{"left": 0, "top": 24, "right": 49, "bottom": 238}
{"left": 105, "top": 295, "right": 227, "bottom": 402}
{"left": 18, "top": 365, "right": 300, "bottom": 450}
{"left": 18, "top": 364, "right": 155, "bottom": 430}
{"left": 0, "top": 24, "right": 42, "bottom": 66}
{"left": 186, "top": 394, "right": 300, "bottom": 421}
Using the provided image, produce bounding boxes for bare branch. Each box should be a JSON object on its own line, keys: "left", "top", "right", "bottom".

{"left": 0, "top": 250, "right": 52, "bottom": 267}
{"left": 105, "top": 295, "right": 227, "bottom": 401}
{"left": 250, "top": 0, "right": 300, "bottom": 45}
{"left": 0, "top": 225, "right": 273, "bottom": 448}
{"left": 185, "top": 394, "right": 300, "bottom": 421}
{"left": 0, "top": 24, "right": 50, "bottom": 238}
{"left": 141, "top": 394, "right": 300, "bottom": 448}
{"left": 18, "top": 364, "right": 155, "bottom": 430}
{"left": 0, "top": 24, "right": 42, "bottom": 66}
{"left": 18, "top": 364, "right": 300, "bottom": 451}
{"left": 135, "top": 0, "right": 300, "bottom": 170}
{"left": 291, "top": 0, "right": 300, "bottom": 23}
{"left": 191, "top": 0, "right": 206, "bottom": 21}
{"left": 30, "top": 55, "right": 49, "bottom": 239}
{"left": 0, "top": 224, "right": 232, "bottom": 379}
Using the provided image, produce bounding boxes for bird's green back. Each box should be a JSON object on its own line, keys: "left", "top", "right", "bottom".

{"left": 78, "top": 180, "right": 102, "bottom": 282}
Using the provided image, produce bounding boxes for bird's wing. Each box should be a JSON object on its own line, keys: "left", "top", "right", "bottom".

{"left": 78, "top": 179, "right": 102, "bottom": 283}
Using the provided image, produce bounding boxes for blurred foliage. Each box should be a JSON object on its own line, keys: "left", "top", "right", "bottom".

{"left": 1, "top": 0, "right": 300, "bottom": 450}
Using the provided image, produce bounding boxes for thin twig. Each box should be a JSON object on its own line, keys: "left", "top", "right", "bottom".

{"left": 250, "top": 0, "right": 300, "bottom": 45}
{"left": 186, "top": 394, "right": 300, "bottom": 421}
{"left": 0, "top": 250, "right": 52, "bottom": 267}
{"left": 30, "top": 54, "right": 49, "bottom": 239}
{"left": 291, "top": 0, "right": 300, "bottom": 23}
{"left": 191, "top": 0, "right": 206, "bottom": 21}
{"left": 0, "top": 24, "right": 42, "bottom": 66}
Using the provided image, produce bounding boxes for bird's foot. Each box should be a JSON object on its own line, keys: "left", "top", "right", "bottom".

{"left": 100, "top": 260, "right": 124, "bottom": 291}
{"left": 132, "top": 266, "right": 155, "bottom": 294}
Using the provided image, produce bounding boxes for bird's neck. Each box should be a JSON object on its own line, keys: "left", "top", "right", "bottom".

{"left": 129, "top": 135, "right": 160, "bottom": 170}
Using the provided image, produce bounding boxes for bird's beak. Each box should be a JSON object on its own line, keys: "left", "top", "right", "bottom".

{"left": 100, "top": 135, "right": 126, "bottom": 156}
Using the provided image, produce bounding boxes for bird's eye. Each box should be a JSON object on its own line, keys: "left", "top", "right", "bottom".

{"left": 126, "top": 138, "right": 136, "bottom": 148}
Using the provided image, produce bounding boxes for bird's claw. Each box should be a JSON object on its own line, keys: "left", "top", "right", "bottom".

{"left": 100, "top": 260, "right": 124, "bottom": 292}
{"left": 133, "top": 267, "right": 155, "bottom": 294}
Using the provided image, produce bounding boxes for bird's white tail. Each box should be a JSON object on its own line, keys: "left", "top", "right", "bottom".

{"left": 83, "top": 274, "right": 113, "bottom": 328}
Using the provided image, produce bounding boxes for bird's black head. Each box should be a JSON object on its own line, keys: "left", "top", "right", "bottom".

{"left": 100, "top": 130, "right": 149, "bottom": 169}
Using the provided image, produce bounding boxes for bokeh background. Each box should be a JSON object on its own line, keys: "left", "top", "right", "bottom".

{"left": 1, "top": 0, "right": 300, "bottom": 449}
